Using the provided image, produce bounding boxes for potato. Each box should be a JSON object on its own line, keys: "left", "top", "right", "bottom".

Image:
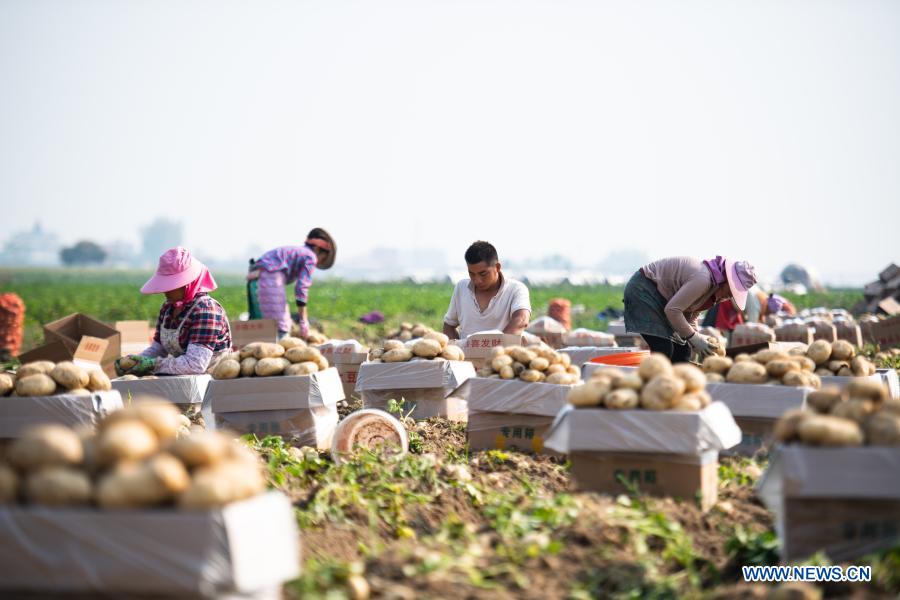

{"left": 754, "top": 350, "right": 789, "bottom": 365}
{"left": 640, "top": 375, "right": 685, "bottom": 411}
{"left": 806, "top": 340, "right": 833, "bottom": 366}
{"left": 830, "top": 340, "right": 855, "bottom": 361}
{"left": 96, "top": 419, "right": 159, "bottom": 464}
{"left": 383, "top": 340, "right": 406, "bottom": 352}
{"left": 178, "top": 459, "right": 265, "bottom": 508}
{"left": 807, "top": 387, "right": 844, "bottom": 414}
{"left": 489, "top": 346, "right": 507, "bottom": 359}
{"left": 773, "top": 409, "right": 810, "bottom": 443}
{"left": 787, "top": 344, "right": 809, "bottom": 356}
{"left": 0, "top": 464, "right": 18, "bottom": 502}
{"left": 789, "top": 356, "right": 816, "bottom": 373}
{"left": 638, "top": 353, "right": 673, "bottom": 382}
{"left": 382, "top": 348, "right": 413, "bottom": 363}
{"left": 546, "top": 363, "right": 566, "bottom": 376}
{"left": 423, "top": 331, "right": 449, "bottom": 350}
{"left": 673, "top": 364, "right": 706, "bottom": 393}
{"left": 733, "top": 354, "right": 753, "bottom": 363}
{"left": 239, "top": 342, "right": 262, "bottom": 360}
{"left": 411, "top": 324, "right": 428, "bottom": 337}
{"left": 604, "top": 388, "right": 639, "bottom": 410}
{"left": 706, "top": 372, "right": 725, "bottom": 383}
{"left": 706, "top": 336, "right": 726, "bottom": 357}
{"left": 8, "top": 424, "right": 83, "bottom": 471}
{"left": 213, "top": 359, "right": 241, "bottom": 380}
{"left": 766, "top": 359, "right": 800, "bottom": 379}
{"left": 782, "top": 371, "right": 813, "bottom": 388}
{"left": 508, "top": 347, "right": 537, "bottom": 365}
{"left": 545, "top": 371, "right": 575, "bottom": 385}
{"left": 104, "top": 402, "right": 183, "bottom": 442}
{"left": 491, "top": 355, "right": 514, "bottom": 371}
{"left": 847, "top": 379, "right": 887, "bottom": 403}
{"left": 615, "top": 373, "right": 644, "bottom": 391}
{"left": 48, "top": 362, "right": 89, "bottom": 390}
{"left": 726, "top": 362, "right": 767, "bottom": 384}
{"left": 837, "top": 366, "right": 854, "bottom": 377}
{"left": 87, "top": 369, "right": 112, "bottom": 392}
{"left": 170, "top": 431, "right": 232, "bottom": 468}
{"left": 850, "top": 356, "right": 875, "bottom": 377}
{"left": 0, "top": 372, "right": 13, "bottom": 396}
{"left": 814, "top": 368, "right": 833, "bottom": 377}
{"left": 412, "top": 338, "right": 442, "bottom": 358}
{"left": 285, "top": 346, "right": 320, "bottom": 364}
{"left": 16, "top": 360, "right": 57, "bottom": 379}
{"left": 558, "top": 353, "right": 572, "bottom": 368}
{"left": 238, "top": 357, "right": 257, "bottom": 377}
{"left": 702, "top": 355, "right": 733, "bottom": 375}
{"left": 97, "top": 453, "right": 190, "bottom": 508}
{"left": 440, "top": 345, "right": 464, "bottom": 361}
{"left": 285, "top": 361, "right": 319, "bottom": 376}
{"left": 671, "top": 394, "right": 703, "bottom": 411}
{"left": 529, "top": 357, "right": 550, "bottom": 372}
{"left": 498, "top": 365, "right": 515, "bottom": 380}
{"left": 566, "top": 365, "right": 581, "bottom": 377}
{"left": 798, "top": 415, "right": 863, "bottom": 446}
{"left": 253, "top": 343, "right": 285, "bottom": 360}
{"left": 16, "top": 373, "right": 57, "bottom": 397}
{"left": 255, "top": 357, "right": 286, "bottom": 377}
{"left": 831, "top": 399, "right": 876, "bottom": 424}
{"left": 519, "top": 369, "right": 544, "bottom": 383}
{"left": 865, "top": 412, "right": 900, "bottom": 446}
{"left": 827, "top": 360, "right": 849, "bottom": 374}
{"left": 278, "top": 336, "right": 306, "bottom": 350}
{"left": 568, "top": 380, "right": 609, "bottom": 407}
{"left": 398, "top": 330, "right": 413, "bottom": 341}
{"left": 25, "top": 467, "right": 92, "bottom": 506}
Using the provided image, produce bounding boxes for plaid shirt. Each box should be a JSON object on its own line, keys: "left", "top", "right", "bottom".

{"left": 255, "top": 245, "right": 318, "bottom": 304}
{"left": 153, "top": 294, "right": 231, "bottom": 352}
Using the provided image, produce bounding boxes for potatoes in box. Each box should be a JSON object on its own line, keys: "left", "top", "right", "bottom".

{"left": 368, "top": 337, "right": 465, "bottom": 365}
{"left": 479, "top": 343, "right": 579, "bottom": 384}
{"left": 212, "top": 346, "right": 330, "bottom": 380}
{"left": 4, "top": 360, "right": 114, "bottom": 398}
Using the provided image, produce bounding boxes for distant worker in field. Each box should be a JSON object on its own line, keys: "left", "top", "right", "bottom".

{"left": 624, "top": 256, "right": 758, "bottom": 362}
{"left": 765, "top": 292, "right": 797, "bottom": 317}
{"left": 115, "top": 247, "right": 232, "bottom": 376}
{"left": 247, "top": 228, "right": 336, "bottom": 340}
{"left": 442, "top": 240, "right": 531, "bottom": 340}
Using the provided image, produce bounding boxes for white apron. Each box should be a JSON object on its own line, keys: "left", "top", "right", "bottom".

{"left": 160, "top": 298, "right": 231, "bottom": 371}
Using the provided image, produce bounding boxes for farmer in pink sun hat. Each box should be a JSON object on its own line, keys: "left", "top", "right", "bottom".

{"left": 115, "top": 247, "right": 232, "bottom": 376}
{"left": 623, "top": 255, "right": 758, "bottom": 363}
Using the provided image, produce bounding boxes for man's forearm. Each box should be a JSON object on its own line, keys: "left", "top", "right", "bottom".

{"left": 503, "top": 310, "right": 530, "bottom": 334}
{"left": 443, "top": 322, "right": 459, "bottom": 340}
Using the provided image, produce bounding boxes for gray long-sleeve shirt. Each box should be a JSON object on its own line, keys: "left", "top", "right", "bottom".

{"left": 641, "top": 256, "right": 718, "bottom": 338}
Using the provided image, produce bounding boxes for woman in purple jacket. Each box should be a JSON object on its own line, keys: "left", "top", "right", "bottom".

{"left": 623, "top": 256, "right": 758, "bottom": 363}
{"left": 248, "top": 228, "right": 336, "bottom": 339}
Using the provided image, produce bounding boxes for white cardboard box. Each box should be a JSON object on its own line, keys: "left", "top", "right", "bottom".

{"left": 0, "top": 391, "right": 123, "bottom": 438}
{"left": 544, "top": 401, "right": 741, "bottom": 455}
{"left": 112, "top": 374, "right": 212, "bottom": 407}
{"left": 705, "top": 382, "right": 809, "bottom": 419}
{"left": 0, "top": 492, "right": 300, "bottom": 598}
{"left": 355, "top": 360, "right": 475, "bottom": 420}
{"left": 316, "top": 339, "right": 369, "bottom": 398}
{"left": 452, "top": 331, "right": 524, "bottom": 368}
{"left": 204, "top": 368, "right": 343, "bottom": 449}
{"left": 463, "top": 377, "right": 575, "bottom": 417}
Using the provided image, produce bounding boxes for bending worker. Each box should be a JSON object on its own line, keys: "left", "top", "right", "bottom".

{"left": 624, "top": 255, "right": 758, "bottom": 362}
{"left": 443, "top": 240, "right": 531, "bottom": 340}
{"left": 116, "top": 247, "right": 232, "bottom": 376}
{"left": 248, "top": 228, "right": 336, "bottom": 339}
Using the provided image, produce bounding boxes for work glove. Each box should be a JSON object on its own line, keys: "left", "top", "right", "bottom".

{"left": 687, "top": 332, "right": 715, "bottom": 358}
{"left": 114, "top": 356, "right": 131, "bottom": 377}
{"left": 122, "top": 355, "right": 158, "bottom": 377}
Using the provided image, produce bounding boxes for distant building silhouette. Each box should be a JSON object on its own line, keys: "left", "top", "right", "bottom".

{"left": 0, "top": 223, "right": 61, "bottom": 266}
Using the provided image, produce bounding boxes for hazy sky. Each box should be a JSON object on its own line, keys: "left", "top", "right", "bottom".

{"left": 2, "top": 0, "right": 898, "bottom": 284}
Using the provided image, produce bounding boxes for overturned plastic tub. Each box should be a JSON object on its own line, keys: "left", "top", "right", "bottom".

{"left": 331, "top": 409, "right": 409, "bottom": 465}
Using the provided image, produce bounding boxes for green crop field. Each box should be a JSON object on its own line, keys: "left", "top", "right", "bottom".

{"left": 0, "top": 268, "right": 863, "bottom": 353}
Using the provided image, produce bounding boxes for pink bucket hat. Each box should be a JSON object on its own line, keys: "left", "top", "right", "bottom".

{"left": 141, "top": 247, "right": 209, "bottom": 294}
{"left": 725, "top": 260, "right": 758, "bottom": 311}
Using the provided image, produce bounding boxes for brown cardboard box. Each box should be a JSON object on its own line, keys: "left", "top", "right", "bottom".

{"left": 833, "top": 320, "right": 863, "bottom": 347}
{"left": 570, "top": 451, "right": 719, "bottom": 511}
{"left": 467, "top": 412, "right": 557, "bottom": 455}
{"left": 356, "top": 360, "right": 475, "bottom": 420}
{"left": 774, "top": 323, "right": 814, "bottom": 345}
{"left": 229, "top": 319, "right": 278, "bottom": 349}
{"left": 0, "top": 391, "right": 123, "bottom": 438}
{"left": 806, "top": 319, "right": 838, "bottom": 343}
{"left": 205, "top": 368, "right": 343, "bottom": 449}
{"left": 0, "top": 492, "right": 300, "bottom": 598}
{"left": 41, "top": 313, "right": 121, "bottom": 376}
{"left": 17, "top": 340, "right": 73, "bottom": 365}
{"left": 115, "top": 320, "right": 155, "bottom": 355}
{"left": 757, "top": 446, "right": 900, "bottom": 562}
{"left": 870, "top": 315, "right": 900, "bottom": 348}
{"left": 452, "top": 332, "right": 524, "bottom": 369}
{"left": 731, "top": 323, "right": 776, "bottom": 347}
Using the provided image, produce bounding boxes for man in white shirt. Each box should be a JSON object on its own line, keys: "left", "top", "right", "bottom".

{"left": 443, "top": 241, "right": 531, "bottom": 340}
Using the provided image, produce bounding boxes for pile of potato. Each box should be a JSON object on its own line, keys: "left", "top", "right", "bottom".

{"left": 774, "top": 380, "right": 900, "bottom": 447}
{"left": 0, "top": 402, "right": 266, "bottom": 508}
{"left": 569, "top": 354, "right": 711, "bottom": 411}
{"left": 212, "top": 336, "right": 331, "bottom": 380}
{"left": 804, "top": 339, "right": 877, "bottom": 377}
{"left": 478, "top": 344, "right": 581, "bottom": 385}
{"left": 702, "top": 348, "right": 822, "bottom": 388}
{"left": 1, "top": 361, "right": 112, "bottom": 398}
{"left": 386, "top": 322, "right": 434, "bottom": 342}
{"left": 369, "top": 332, "right": 466, "bottom": 363}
